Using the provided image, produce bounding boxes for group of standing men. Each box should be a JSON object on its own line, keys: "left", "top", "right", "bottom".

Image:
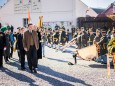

{"left": 0, "top": 26, "right": 14, "bottom": 68}
{"left": 16, "top": 24, "right": 46, "bottom": 73}
{"left": 0, "top": 23, "right": 46, "bottom": 73}
{"left": 46, "top": 27, "right": 69, "bottom": 51}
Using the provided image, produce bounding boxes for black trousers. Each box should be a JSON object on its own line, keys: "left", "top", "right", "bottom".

{"left": 19, "top": 49, "right": 26, "bottom": 68}
{"left": 27, "top": 46, "right": 37, "bottom": 70}
{"left": 10, "top": 46, "right": 13, "bottom": 57}
{"left": 17, "top": 50, "right": 21, "bottom": 62}
{"left": 0, "top": 49, "right": 3, "bottom": 67}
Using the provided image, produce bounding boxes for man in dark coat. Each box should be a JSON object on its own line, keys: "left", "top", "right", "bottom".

{"left": 4, "top": 30, "right": 10, "bottom": 63}
{"left": 53, "top": 29, "right": 59, "bottom": 51}
{"left": 88, "top": 28, "right": 95, "bottom": 46}
{"left": 80, "top": 29, "right": 88, "bottom": 48}
{"left": 93, "top": 29, "right": 101, "bottom": 57}
{"left": 14, "top": 27, "right": 21, "bottom": 61}
{"left": 8, "top": 28, "right": 15, "bottom": 58}
{"left": 17, "top": 27, "right": 26, "bottom": 70}
{"left": 60, "top": 28, "right": 66, "bottom": 45}
{"left": 66, "top": 29, "right": 69, "bottom": 43}
{"left": 0, "top": 30, "right": 6, "bottom": 68}
{"left": 37, "top": 29, "right": 42, "bottom": 59}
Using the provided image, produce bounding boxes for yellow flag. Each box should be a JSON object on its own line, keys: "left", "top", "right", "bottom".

{"left": 38, "top": 16, "right": 43, "bottom": 28}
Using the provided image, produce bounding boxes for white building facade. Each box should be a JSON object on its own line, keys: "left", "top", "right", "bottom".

{"left": 0, "top": 0, "right": 97, "bottom": 31}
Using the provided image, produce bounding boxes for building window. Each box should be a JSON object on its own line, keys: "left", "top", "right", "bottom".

{"left": 23, "top": 18, "right": 28, "bottom": 27}
{"left": 29, "top": 0, "right": 31, "bottom": 3}
{"left": 113, "top": 5, "right": 115, "bottom": 14}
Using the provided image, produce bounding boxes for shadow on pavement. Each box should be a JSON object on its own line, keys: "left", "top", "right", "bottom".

{"left": 70, "top": 46, "right": 76, "bottom": 49}
{"left": 47, "top": 57, "right": 68, "bottom": 63}
{"left": 62, "top": 49, "right": 73, "bottom": 54}
{"left": 89, "top": 64, "right": 113, "bottom": 69}
{"left": 3, "top": 58, "right": 74, "bottom": 86}
{"left": 35, "top": 73, "right": 74, "bottom": 86}
{"left": 8, "top": 58, "right": 91, "bottom": 86}
{"left": 36, "top": 65, "right": 91, "bottom": 86}
{"left": 0, "top": 67, "right": 37, "bottom": 86}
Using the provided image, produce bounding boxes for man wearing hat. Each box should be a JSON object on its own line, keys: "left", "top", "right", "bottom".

{"left": 96, "top": 27, "right": 108, "bottom": 64}
{"left": 88, "top": 28, "right": 95, "bottom": 46}
{"left": 0, "top": 28, "right": 6, "bottom": 68}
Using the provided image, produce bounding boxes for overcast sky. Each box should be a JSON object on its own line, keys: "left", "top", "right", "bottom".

{"left": 0, "top": 0, "right": 115, "bottom": 8}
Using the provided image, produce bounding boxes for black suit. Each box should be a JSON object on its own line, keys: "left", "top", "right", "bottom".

{"left": 17, "top": 34, "right": 26, "bottom": 69}
{"left": 37, "top": 31, "right": 42, "bottom": 59}
{"left": 0, "top": 31, "right": 6, "bottom": 67}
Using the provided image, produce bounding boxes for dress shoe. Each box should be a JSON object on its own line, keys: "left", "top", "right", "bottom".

{"left": 30, "top": 69, "right": 33, "bottom": 73}
{"left": 0, "top": 65, "right": 3, "bottom": 68}
{"left": 21, "top": 67, "right": 26, "bottom": 71}
{"left": 33, "top": 68, "right": 37, "bottom": 73}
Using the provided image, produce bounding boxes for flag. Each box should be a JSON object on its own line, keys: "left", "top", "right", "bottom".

{"left": 38, "top": 16, "right": 43, "bottom": 28}
{"left": 28, "top": 9, "right": 31, "bottom": 24}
